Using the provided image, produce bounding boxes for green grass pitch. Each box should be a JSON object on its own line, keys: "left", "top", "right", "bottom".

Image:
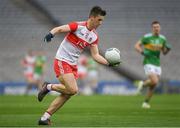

{"left": 0, "top": 94, "right": 180, "bottom": 127}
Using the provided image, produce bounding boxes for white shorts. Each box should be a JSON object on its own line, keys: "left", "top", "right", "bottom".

{"left": 144, "top": 64, "right": 161, "bottom": 76}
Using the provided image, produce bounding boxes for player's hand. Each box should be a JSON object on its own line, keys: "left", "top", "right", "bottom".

{"left": 44, "top": 33, "right": 54, "bottom": 43}
{"left": 162, "top": 46, "right": 171, "bottom": 55}
{"left": 141, "top": 51, "right": 149, "bottom": 57}
{"left": 108, "top": 61, "right": 121, "bottom": 67}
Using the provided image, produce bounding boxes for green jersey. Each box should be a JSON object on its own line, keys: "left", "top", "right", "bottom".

{"left": 34, "top": 55, "right": 46, "bottom": 75}
{"left": 87, "top": 58, "right": 98, "bottom": 71}
{"left": 140, "top": 33, "right": 170, "bottom": 66}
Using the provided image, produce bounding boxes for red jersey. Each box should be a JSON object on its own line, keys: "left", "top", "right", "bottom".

{"left": 55, "top": 21, "right": 98, "bottom": 65}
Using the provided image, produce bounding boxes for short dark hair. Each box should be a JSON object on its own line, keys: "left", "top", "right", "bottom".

{"left": 151, "top": 21, "right": 160, "bottom": 26}
{"left": 89, "top": 6, "right": 106, "bottom": 17}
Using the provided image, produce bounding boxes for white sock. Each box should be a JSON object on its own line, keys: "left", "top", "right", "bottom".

{"left": 47, "top": 84, "right": 52, "bottom": 91}
{"left": 41, "top": 112, "right": 51, "bottom": 121}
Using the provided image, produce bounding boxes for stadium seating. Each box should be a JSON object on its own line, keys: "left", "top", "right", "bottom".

{"left": 0, "top": 0, "right": 180, "bottom": 81}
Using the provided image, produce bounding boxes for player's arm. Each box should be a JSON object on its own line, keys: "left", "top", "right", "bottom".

{"left": 135, "top": 40, "right": 144, "bottom": 55}
{"left": 44, "top": 23, "right": 75, "bottom": 43}
{"left": 90, "top": 44, "right": 109, "bottom": 66}
{"left": 135, "top": 40, "right": 149, "bottom": 56}
{"left": 162, "top": 47, "right": 171, "bottom": 55}
{"left": 44, "top": 25, "right": 71, "bottom": 42}
{"left": 162, "top": 41, "right": 171, "bottom": 55}
{"left": 50, "top": 25, "right": 71, "bottom": 35}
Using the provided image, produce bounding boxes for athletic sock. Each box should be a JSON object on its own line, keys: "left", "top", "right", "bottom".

{"left": 47, "top": 84, "right": 52, "bottom": 91}
{"left": 41, "top": 111, "right": 51, "bottom": 121}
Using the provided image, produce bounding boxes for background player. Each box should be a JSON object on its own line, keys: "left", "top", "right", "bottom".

{"left": 33, "top": 51, "right": 46, "bottom": 91}
{"left": 134, "top": 21, "right": 171, "bottom": 108}
{"left": 77, "top": 55, "right": 88, "bottom": 94}
{"left": 86, "top": 56, "right": 99, "bottom": 94}
{"left": 21, "top": 50, "right": 36, "bottom": 95}
{"left": 38, "top": 6, "right": 119, "bottom": 125}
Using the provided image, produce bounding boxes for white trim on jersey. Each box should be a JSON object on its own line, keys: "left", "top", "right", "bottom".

{"left": 55, "top": 21, "right": 99, "bottom": 65}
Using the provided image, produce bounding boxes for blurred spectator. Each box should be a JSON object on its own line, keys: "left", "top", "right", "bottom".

{"left": 21, "top": 50, "right": 46, "bottom": 95}
{"left": 21, "top": 50, "right": 36, "bottom": 95}
{"left": 33, "top": 51, "right": 47, "bottom": 91}
{"left": 86, "top": 57, "right": 99, "bottom": 94}
{"left": 77, "top": 55, "right": 88, "bottom": 94}
{"left": 77, "top": 55, "right": 99, "bottom": 95}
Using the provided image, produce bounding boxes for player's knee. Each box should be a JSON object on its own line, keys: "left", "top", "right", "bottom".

{"left": 68, "top": 88, "right": 78, "bottom": 95}
{"left": 61, "top": 94, "right": 71, "bottom": 99}
{"left": 151, "top": 79, "right": 159, "bottom": 86}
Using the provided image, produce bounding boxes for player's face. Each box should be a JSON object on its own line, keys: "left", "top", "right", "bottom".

{"left": 90, "top": 15, "right": 105, "bottom": 29}
{"left": 152, "top": 24, "right": 161, "bottom": 35}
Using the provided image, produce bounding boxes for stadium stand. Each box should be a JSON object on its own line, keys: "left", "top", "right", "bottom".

{"left": 0, "top": 0, "right": 180, "bottom": 82}
{"left": 0, "top": 0, "right": 54, "bottom": 81}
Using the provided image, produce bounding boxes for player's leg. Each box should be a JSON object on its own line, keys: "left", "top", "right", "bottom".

{"left": 47, "top": 94, "right": 71, "bottom": 113}
{"left": 38, "top": 60, "right": 78, "bottom": 101}
{"left": 38, "top": 60, "right": 79, "bottom": 125}
{"left": 49, "top": 77, "right": 78, "bottom": 95}
{"left": 39, "top": 93, "right": 71, "bottom": 125}
{"left": 34, "top": 73, "right": 45, "bottom": 91}
{"left": 137, "top": 64, "right": 161, "bottom": 108}
{"left": 142, "top": 79, "right": 152, "bottom": 87}
{"left": 32, "top": 74, "right": 40, "bottom": 91}
{"left": 38, "top": 79, "right": 76, "bottom": 102}
{"left": 24, "top": 82, "right": 33, "bottom": 95}
{"left": 136, "top": 78, "right": 154, "bottom": 93}
{"left": 136, "top": 64, "right": 160, "bottom": 92}
{"left": 144, "top": 74, "right": 159, "bottom": 102}
{"left": 46, "top": 73, "right": 78, "bottom": 112}
{"left": 142, "top": 74, "right": 159, "bottom": 108}
{"left": 24, "top": 74, "right": 34, "bottom": 95}
{"left": 38, "top": 73, "right": 78, "bottom": 125}
{"left": 88, "top": 70, "right": 98, "bottom": 94}
{"left": 37, "top": 79, "right": 42, "bottom": 90}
